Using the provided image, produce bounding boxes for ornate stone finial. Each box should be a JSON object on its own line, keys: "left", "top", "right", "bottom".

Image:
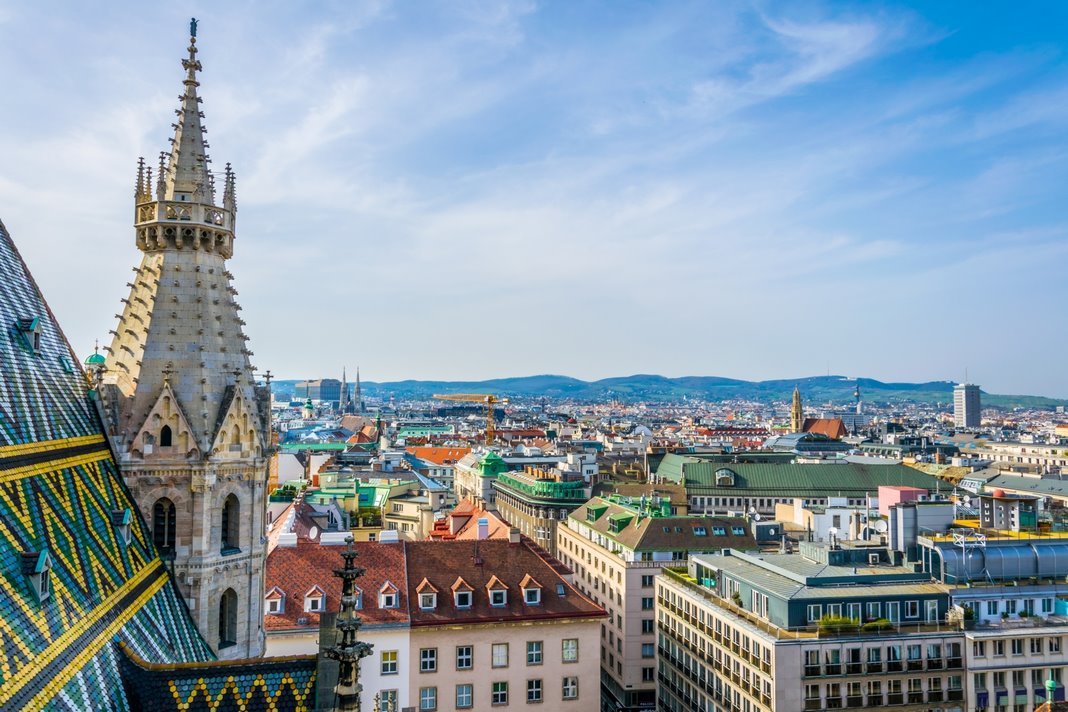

{"left": 323, "top": 535, "right": 373, "bottom": 711}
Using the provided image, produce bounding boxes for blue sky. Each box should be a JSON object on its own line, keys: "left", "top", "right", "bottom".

{"left": 1, "top": 1, "right": 1066, "bottom": 396}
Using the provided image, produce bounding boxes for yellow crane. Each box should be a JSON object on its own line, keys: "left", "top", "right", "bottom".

{"left": 433, "top": 393, "right": 509, "bottom": 445}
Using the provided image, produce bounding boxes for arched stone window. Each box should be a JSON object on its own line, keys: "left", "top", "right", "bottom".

{"left": 160, "top": 424, "right": 173, "bottom": 447}
{"left": 218, "top": 588, "right": 237, "bottom": 649}
{"left": 221, "top": 494, "right": 240, "bottom": 553}
{"left": 152, "top": 498, "right": 176, "bottom": 553}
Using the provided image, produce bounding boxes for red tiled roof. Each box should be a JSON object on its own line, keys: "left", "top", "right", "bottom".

{"left": 264, "top": 540, "right": 409, "bottom": 632}
{"left": 404, "top": 540, "right": 605, "bottom": 627}
{"left": 406, "top": 446, "right": 471, "bottom": 466}
{"left": 802, "top": 417, "right": 848, "bottom": 440}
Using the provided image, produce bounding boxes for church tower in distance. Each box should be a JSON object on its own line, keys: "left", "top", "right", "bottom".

{"left": 790, "top": 385, "right": 804, "bottom": 433}
{"left": 97, "top": 20, "right": 269, "bottom": 659}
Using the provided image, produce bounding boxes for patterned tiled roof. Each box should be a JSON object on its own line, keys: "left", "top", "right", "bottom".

{"left": 0, "top": 218, "right": 318, "bottom": 711}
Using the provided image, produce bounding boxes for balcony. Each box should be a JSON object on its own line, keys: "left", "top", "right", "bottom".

{"left": 804, "top": 665, "right": 821, "bottom": 677}
{"left": 846, "top": 695, "right": 864, "bottom": 707}
{"left": 804, "top": 700, "right": 822, "bottom": 710}
{"left": 887, "top": 661, "right": 903, "bottom": 672}
{"left": 866, "top": 662, "right": 883, "bottom": 673}
{"left": 826, "top": 697, "right": 843, "bottom": 709}
{"left": 906, "top": 659, "right": 923, "bottom": 671}
{"left": 825, "top": 664, "right": 842, "bottom": 675}
{"left": 927, "top": 690, "right": 944, "bottom": 702}
{"left": 887, "top": 693, "right": 904, "bottom": 705}
{"left": 946, "top": 656, "right": 963, "bottom": 669}
{"left": 927, "top": 658, "right": 943, "bottom": 670}
{"left": 947, "top": 689, "right": 964, "bottom": 701}
{"left": 845, "top": 663, "right": 863, "bottom": 675}
{"left": 908, "top": 692, "right": 924, "bottom": 704}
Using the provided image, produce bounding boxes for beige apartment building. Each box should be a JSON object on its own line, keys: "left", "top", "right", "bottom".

{"left": 557, "top": 495, "right": 755, "bottom": 712}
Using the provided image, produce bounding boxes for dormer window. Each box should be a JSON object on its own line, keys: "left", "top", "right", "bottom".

{"left": 353, "top": 587, "right": 363, "bottom": 610}
{"left": 452, "top": 577, "right": 474, "bottom": 609}
{"left": 111, "top": 508, "right": 133, "bottom": 545}
{"left": 380, "top": 581, "right": 399, "bottom": 609}
{"left": 303, "top": 585, "right": 325, "bottom": 612}
{"left": 22, "top": 550, "right": 52, "bottom": 604}
{"left": 265, "top": 587, "right": 286, "bottom": 615}
{"left": 416, "top": 577, "right": 439, "bottom": 610}
{"left": 556, "top": 583, "right": 566, "bottom": 598}
{"left": 486, "top": 575, "right": 509, "bottom": 607}
{"left": 520, "top": 574, "right": 542, "bottom": 606}
{"left": 15, "top": 317, "right": 42, "bottom": 355}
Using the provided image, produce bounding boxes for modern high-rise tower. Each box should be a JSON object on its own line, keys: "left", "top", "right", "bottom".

{"left": 954, "top": 383, "right": 981, "bottom": 428}
{"left": 95, "top": 21, "right": 269, "bottom": 658}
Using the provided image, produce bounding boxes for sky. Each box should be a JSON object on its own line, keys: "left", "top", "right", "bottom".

{"left": 1, "top": 1, "right": 1067, "bottom": 396}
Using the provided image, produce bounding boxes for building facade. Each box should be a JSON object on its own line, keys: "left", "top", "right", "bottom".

{"left": 96, "top": 28, "right": 270, "bottom": 658}
{"left": 557, "top": 496, "right": 756, "bottom": 712}
{"left": 657, "top": 545, "right": 965, "bottom": 712}
{"left": 954, "top": 383, "right": 981, "bottom": 428}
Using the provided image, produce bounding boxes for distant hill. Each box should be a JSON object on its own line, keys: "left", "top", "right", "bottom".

{"left": 272, "top": 374, "right": 1067, "bottom": 409}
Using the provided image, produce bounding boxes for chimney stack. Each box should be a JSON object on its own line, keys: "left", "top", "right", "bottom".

{"left": 508, "top": 527, "right": 520, "bottom": 545}
{"left": 477, "top": 517, "right": 489, "bottom": 540}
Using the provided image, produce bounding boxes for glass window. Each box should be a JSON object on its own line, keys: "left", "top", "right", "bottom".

{"left": 419, "top": 686, "right": 437, "bottom": 711}
{"left": 641, "top": 643, "right": 655, "bottom": 658}
{"left": 562, "top": 638, "right": 579, "bottom": 663}
{"left": 492, "top": 643, "right": 509, "bottom": 668}
{"left": 421, "top": 648, "right": 437, "bottom": 673}
{"left": 641, "top": 597, "right": 654, "bottom": 610}
{"left": 641, "top": 619, "right": 654, "bottom": 634}
{"left": 381, "top": 650, "right": 398, "bottom": 675}
{"left": 527, "top": 641, "right": 543, "bottom": 665}
{"left": 905, "top": 601, "right": 919, "bottom": 619}
{"left": 808, "top": 604, "right": 821, "bottom": 623}
{"left": 456, "top": 684, "right": 473, "bottom": 709}
{"left": 456, "top": 645, "right": 473, "bottom": 670}
{"left": 526, "top": 679, "right": 542, "bottom": 703}
{"left": 490, "top": 589, "right": 507, "bottom": 607}
{"left": 524, "top": 587, "right": 541, "bottom": 605}
{"left": 492, "top": 681, "right": 508, "bottom": 705}
{"left": 420, "top": 592, "right": 436, "bottom": 609}
{"left": 562, "top": 676, "right": 578, "bottom": 700}
{"left": 455, "top": 590, "right": 472, "bottom": 608}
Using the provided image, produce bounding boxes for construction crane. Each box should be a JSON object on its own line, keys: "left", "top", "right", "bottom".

{"left": 433, "top": 393, "right": 509, "bottom": 445}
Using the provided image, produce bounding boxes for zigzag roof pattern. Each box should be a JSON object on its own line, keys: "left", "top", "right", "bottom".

{"left": 0, "top": 219, "right": 316, "bottom": 711}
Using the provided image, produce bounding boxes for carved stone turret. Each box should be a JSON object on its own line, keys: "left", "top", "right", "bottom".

{"left": 100, "top": 20, "right": 268, "bottom": 659}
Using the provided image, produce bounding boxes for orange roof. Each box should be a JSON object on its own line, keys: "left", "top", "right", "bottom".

{"left": 802, "top": 417, "right": 848, "bottom": 440}
{"left": 406, "top": 446, "right": 472, "bottom": 466}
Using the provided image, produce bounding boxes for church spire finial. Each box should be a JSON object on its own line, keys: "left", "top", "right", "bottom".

{"left": 162, "top": 19, "right": 212, "bottom": 203}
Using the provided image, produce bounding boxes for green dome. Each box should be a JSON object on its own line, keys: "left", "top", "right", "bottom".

{"left": 84, "top": 352, "right": 106, "bottom": 365}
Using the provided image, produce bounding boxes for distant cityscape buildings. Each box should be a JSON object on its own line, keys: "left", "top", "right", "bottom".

{"left": 7, "top": 15, "right": 1068, "bottom": 712}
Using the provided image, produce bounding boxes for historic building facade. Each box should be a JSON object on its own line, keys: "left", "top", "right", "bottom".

{"left": 95, "top": 23, "right": 270, "bottom": 659}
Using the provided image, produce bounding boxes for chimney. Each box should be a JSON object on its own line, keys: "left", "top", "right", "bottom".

{"left": 477, "top": 517, "right": 489, "bottom": 540}
{"left": 508, "top": 527, "right": 520, "bottom": 545}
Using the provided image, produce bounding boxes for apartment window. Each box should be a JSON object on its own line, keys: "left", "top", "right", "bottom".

{"left": 456, "top": 645, "right": 473, "bottom": 670}
{"left": 641, "top": 643, "right": 655, "bottom": 658}
{"left": 381, "top": 591, "right": 398, "bottom": 608}
{"left": 455, "top": 590, "right": 472, "bottom": 609}
{"left": 1043, "top": 598, "right": 1055, "bottom": 614}
{"left": 993, "top": 640, "right": 1005, "bottom": 657}
{"left": 381, "top": 690, "right": 398, "bottom": 710}
{"left": 805, "top": 684, "right": 820, "bottom": 702}
{"left": 456, "top": 684, "right": 473, "bottom": 709}
{"left": 420, "top": 592, "right": 437, "bottom": 610}
{"left": 524, "top": 587, "right": 541, "bottom": 605}
{"left": 527, "top": 641, "right": 543, "bottom": 665}
{"left": 562, "top": 676, "right": 578, "bottom": 700}
{"left": 642, "top": 667, "right": 655, "bottom": 682}
{"left": 421, "top": 648, "right": 438, "bottom": 673}
{"left": 1012, "top": 639, "right": 1023, "bottom": 656}
{"left": 1007, "top": 599, "right": 1018, "bottom": 614}
{"left": 865, "top": 602, "right": 881, "bottom": 620}
{"left": 492, "top": 643, "right": 509, "bottom": 668}
{"left": 987, "top": 600, "right": 999, "bottom": 615}
{"left": 491, "top": 590, "right": 507, "bottom": 607}
{"left": 419, "top": 686, "right": 437, "bottom": 710}
{"left": 381, "top": 650, "right": 398, "bottom": 675}
{"left": 807, "top": 604, "right": 821, "bottom": 623}
{"left": 905, "top": 601, "right": 919, "bottom": 619}
{"left": 492, "top": 681, "right": 508, "bottom": 705}
{"left": 1052, "top": 637, "right": 1063, "bottom": 653}
{"left": 527, "top": 679, "right": 542, "bottom": 703}
{"left": 641, "top": 619, "right": 654, "bottom": 634}
{"left": 973, "top": 672, "right": 987, "bottom": 690}
{"left": 641, "top": 597, "right": 654, "bottom": 610}
{"left": 973, "top": 641, "right": 986, "bottom": 657}
{"left": 562, "top": 639, "right": 578, "bottom": 663}
{"left": 641, "top": 575, "right": 655, "bottom": 587}
{"left": 1032, "top": 638, "right": 1045, "bottom": 655}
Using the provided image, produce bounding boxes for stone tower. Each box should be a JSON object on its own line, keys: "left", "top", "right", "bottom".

{"left": 790, "top": 385, "right": 804, "bottom": 433}
{"left": 97, "top": 20, "right": 269, "bottom": 659}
